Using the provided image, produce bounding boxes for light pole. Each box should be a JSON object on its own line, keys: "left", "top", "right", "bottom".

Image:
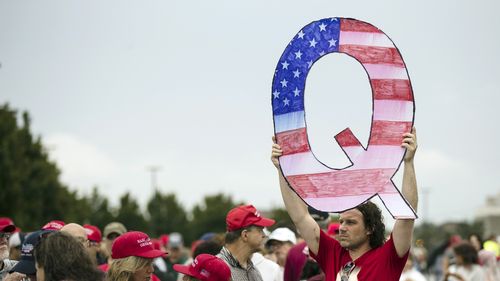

{"left": 147, "top": 165, "right": 162, "bottom": 193}
{"left": 421, "top": 187, "right": 430, "bottom": 222}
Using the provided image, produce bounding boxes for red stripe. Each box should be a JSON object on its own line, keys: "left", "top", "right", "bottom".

{"left": 340, "top": 18, "right": 383, "bottom": 33}
{"left": 276, "top": 128, "right": 310, "bottom": 155}
{"left": 287, "top": 168, "right": 395, "bottom": 198}
{"left": 369, "top": 121, "right": 412, "bottom": 145}
{"left": 372, "top": 79, "right": 413, "bottom": 101}
{"left": 339, "top": 45, "right": 404, "bottom": 67}
{"left": 335, "top": 128, "right": 362, "bottom": 147}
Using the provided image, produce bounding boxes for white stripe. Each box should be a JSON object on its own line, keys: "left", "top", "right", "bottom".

{"left": 279, "top": 151, "right": 331, "bottom": 176}
{"left": 378, "top": 192, "right": 417, "bottom": 219}
{"left": 364, "top": 64, "right": 408, "bottom": 79}
{"left": 373, "top": 100, "right": 414, "bottom": 122}
{"left": 305, "top": 192, "right": 417, "bottom": 218}
{"left": 341, "top": 146, "right": 365, "bottom": 160}
{"left": 304, "top": 194, "right": 375, "bottom": 213}
{"left": 340, "top": 31, "right": 394, "bottom": 48}
{"left": 274, "top": 111, "right": 305, "bottom": 133}
{"left": 279, "top": 145, "right": 404, "bottom": 176}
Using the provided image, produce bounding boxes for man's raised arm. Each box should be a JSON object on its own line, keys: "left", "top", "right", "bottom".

{"left": 271, "top": 138, "right": 321, "bottom": 254}
{"left": 392, "top": 127, "right": 418, "bottom": 257}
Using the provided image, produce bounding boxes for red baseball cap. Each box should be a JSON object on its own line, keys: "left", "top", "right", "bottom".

{"left": 226, "top": 205, "right": 275, "bottom": 232}
{"left": 151, "top": 238, "right": 161, "bottom": 250}
{"left": 111, "top": 231, "right": 167, "bottom": 259}
{"left": 84, "top": 224, "right": 102, "bottom": 242}
{"left": 41, "top": 220, "right": 65, "bottom": 231}
{"left": 327, "top": 223, "right": 340, "bottom": 235}
{"left": 0, "top": 217, "right": 16, "bottom": 233}
{"left": 173, "top": 254, "right": 231, "bottom": 281}
{"left": 159, "top": 234, "right": 169, "bottom": 247}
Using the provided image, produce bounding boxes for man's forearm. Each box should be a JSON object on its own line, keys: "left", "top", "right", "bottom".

{"left": 278, "top": 172, "right": 308, "bottom": 224}
{"left": 392, "top": 158, "right": 418, "bottom": 257}
{"left": 402, "top": 160, "right": 418, "bottom": 211}
{"left": 278, "top": 171, "right": 320, "bottom": 254}
{"left": 272, "top": 140, "right": 320, "bottom": 254}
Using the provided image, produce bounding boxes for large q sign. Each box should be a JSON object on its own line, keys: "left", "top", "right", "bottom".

{"left": 272, "top": 18, "right": 416, "bottom": 219}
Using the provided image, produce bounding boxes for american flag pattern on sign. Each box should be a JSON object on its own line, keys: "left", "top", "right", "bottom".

{"left": 272, "top": 18, "right": 416, "bottom": 219}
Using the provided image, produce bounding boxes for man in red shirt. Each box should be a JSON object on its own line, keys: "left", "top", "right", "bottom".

{"left": 271, "top": 128, "right": 418, "bottom": 281}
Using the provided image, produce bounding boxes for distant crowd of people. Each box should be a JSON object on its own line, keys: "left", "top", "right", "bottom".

{"left": 408, "top": 233, "right": 500, "bottom": 281}
{"left": 2, "top": 129, "right": 499, "bottom": 281}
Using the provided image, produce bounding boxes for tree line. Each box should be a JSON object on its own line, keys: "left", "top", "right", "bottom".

{"left": 0, "top": 103, "right": 482, "bottom": 248}
{"left": 0, "top": 103, "right": 293, "bottom": 243}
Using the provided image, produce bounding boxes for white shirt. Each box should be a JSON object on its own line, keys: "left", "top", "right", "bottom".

{"left": 399, "top": 269, "right": 427, "bottom": 281}
{"left": 251, "top": 253, "right": 281, "bottom": 281}
{"left": 448, "top": 264, "right": 486, "bottom": 281}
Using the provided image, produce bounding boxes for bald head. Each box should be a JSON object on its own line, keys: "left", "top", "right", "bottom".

{"left": 61, "top": 223, "right": 88, "bottom": 246}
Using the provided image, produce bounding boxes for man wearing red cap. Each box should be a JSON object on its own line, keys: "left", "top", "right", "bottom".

{"left": 217, "top": 204, "right": 275, "bottom": 281}
{"left": 41, "top": 220, "right": 65, "bottom": 231}
{"left": 83, "top": 224, "right": 103, "bottom": 265}
{"left": 0, "top": 218, "right": 18, "bottom": 280}
{"left": 173, "top": 254, "right": 231, "bottom": 281}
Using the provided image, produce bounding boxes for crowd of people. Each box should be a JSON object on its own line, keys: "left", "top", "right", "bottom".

{"left": 1, "top": 129, "right": 499, "bottom": 281}
{"left": 2, "top": 209, "right": 498, "bottom": 281}
{"left": 0, "top": 215, "right": 233, "bottom": 281}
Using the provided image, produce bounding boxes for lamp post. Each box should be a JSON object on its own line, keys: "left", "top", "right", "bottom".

{"left": 147, "top": 165, "right": 162, "bottom": 193}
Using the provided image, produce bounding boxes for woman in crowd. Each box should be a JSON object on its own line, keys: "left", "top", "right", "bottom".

{"left": 34, "top": 231, "right": 104, "bottom": 281}
{"left": 106, "top": 231, "right": 166, "bottom": 281}
{"left": 444, "top": 242, "right": 485, "bottom": 281}
{"left": 468, "top": 234, "right": 500, "bottom": 281}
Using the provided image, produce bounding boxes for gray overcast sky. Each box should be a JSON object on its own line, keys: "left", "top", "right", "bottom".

{"left": 1, "top": 0, "right": 499, "bottom": 224}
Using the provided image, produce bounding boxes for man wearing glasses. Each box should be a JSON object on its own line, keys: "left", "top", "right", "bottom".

{"left": 0, "top": 218, "right": 18, "bottom": 281}
{"left": 271, "top": 129, "right": 418, "bottom": 281}
{"left": 217, "top": 204, "right": 275, "bottom": 281}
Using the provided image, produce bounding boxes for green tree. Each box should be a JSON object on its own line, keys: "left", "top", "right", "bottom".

{"left": 115, "top": 192, "right": 148, "bottom": 232}
{"left": 414, "top": 222, "right": 447, "bottom": 251}
{"left": 414, "top": 220, "right": 484, "bottom": 252}
{"left": 0, "top": 104, "right": 89, "bottom": 230}
{"left": 83, "top": 187, "right": 115, "bottom": 229}
{"left": 268, "top": 207, "right": 295, "bottom": 233}
{"left": 147, "top": 191, "right": 189, "bottom": 237}
{"left": 189, "top": 193, "right": 240, "bottom": 242}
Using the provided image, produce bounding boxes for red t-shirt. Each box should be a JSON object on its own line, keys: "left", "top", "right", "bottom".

{"left": 99, "top": 263, "right": 161, "bottom": 281}
{"left": 310, "top": 230, "right": 408, "bottom": 281}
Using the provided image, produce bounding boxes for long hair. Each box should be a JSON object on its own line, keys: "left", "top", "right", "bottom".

{"left": 34, "top": 231, "right": 104, "bottom": 281}
{"left": 453, "top": 242, "right": 479, "bottom": 265}
{"left": 106, "top": 256, "right": 152, "bottom": 281}
{"left": 355, "top": 201, "right": 386, "bottom": 248}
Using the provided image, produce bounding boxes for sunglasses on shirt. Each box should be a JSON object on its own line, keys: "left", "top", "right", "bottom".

{"left": 341, "top": 261, "right": 355, "bottom": 281}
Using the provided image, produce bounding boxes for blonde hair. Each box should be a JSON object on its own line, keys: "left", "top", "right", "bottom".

{"left": 106, "top": 256, "right": 152, "bottom": 281}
